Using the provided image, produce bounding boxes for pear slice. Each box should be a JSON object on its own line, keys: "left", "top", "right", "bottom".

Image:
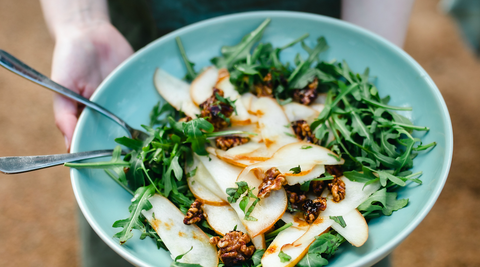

{"left": 238, "top": 142, "right": 343, "bottom": 181}
{"left": 313, "top": 93, "right": 327, "bottom": 104}
{"left": 262, "top": 215, "right": 333, "bottom": 267}
{"left": 251, "top": 97, "right": 299, "bottom": 154}
{"left": 215, "top": 71, "right": 252, "bottom": 126}
{"left": 285, "top": 164, "right": 326, "bottom": 186}
{"left": 310, "top": 103, "right": 325, "bottom": 114}
{"left": 190, "top": 66, "right": 218, "bottom": 106}
{"left": 187, "top": 176, "right": 227, "bottom": 206}
{"left": 197, "top": 154, "right": 287, "bottom": 238}
{"left": 142, "top": 195, "right": 218, "bottom": 267}
{"left": 206, "top": 147, "right": 263, "bottom": 168}
{"left": 187, "top": 156, "right": 229, "bottom": 201}
{"left": 282, "top": 102, "right": 319, "bottom": 124}
{"left": 153, "top": 68, "right": 199, "bottom": 118}
{"left": 331, "top": 209, "right": 368, "bottom": 247}
{"left": 202, "top": 203, "right": 266, "bottom": 250}
{"left": 240, "top": 92, "right": 258, "bottom": 112}
{"left": 320, "top": 177, "right": 381, "bottom": 217}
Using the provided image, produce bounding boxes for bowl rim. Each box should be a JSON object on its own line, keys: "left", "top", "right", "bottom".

{"left": 70, "top": 10, "right": 454, "bottom": 267}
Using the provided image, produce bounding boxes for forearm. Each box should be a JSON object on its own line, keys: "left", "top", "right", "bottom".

{"left": 40, "top": 0, "right": 110, "bottom": 39}
{"left": 341, "top": 0, "right": 415, "bottom": 47}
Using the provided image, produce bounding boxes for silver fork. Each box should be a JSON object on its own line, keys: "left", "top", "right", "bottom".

{"left": 0, "top": 150, "right": 121, "bottom": 174}
{"left": 0, "top": 50, "right": 149, "bottom": 140}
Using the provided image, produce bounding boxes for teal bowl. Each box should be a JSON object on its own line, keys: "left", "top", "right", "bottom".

{"left": 70, "top": 11, "right": 453, "bottom": 267}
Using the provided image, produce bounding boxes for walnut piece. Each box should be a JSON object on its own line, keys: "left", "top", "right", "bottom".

{"left": 293, "top": 77, "right": 319, "bottom": 105}
{"left": 291, "top": 120, "right": 317, "bottom": 143}
{"left": 209, "top": 231, "right": 255, "bottom": 266}
{"left": 215, "top": 136, "right": 250, "bottom": 150}
{"left": 257, "top": 167, "right": 287, "bottom": 198}
{"left": 285, "top": 184, "right": 307, "bottom": 211}
{"left": 310, "top": 179, "right": 325, "bottom": 196}
{"left": 303, "top": 197, "right": 327, "bottom": 224}
{"left": 199, "top": 88, "right": 234, "bottom": 131}
{"left": 328, "top": 177, "right": 346, "bottom": 202}
{"left": 325, "top": 165, "right": 343, "bottom": 178}
{"left": 183, "top": 199, "right": 205, "bottom": 225}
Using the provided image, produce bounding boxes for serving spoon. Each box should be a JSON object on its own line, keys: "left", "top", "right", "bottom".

{"left": 0, "top": 150, "right": 119, "bottom": 174}
{"left": 0, "top": 50, "right": 149, "bottom": 140}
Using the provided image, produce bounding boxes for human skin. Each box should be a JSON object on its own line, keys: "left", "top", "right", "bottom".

{"left": 40, "top": 0, "right": 414, "bottom": 151}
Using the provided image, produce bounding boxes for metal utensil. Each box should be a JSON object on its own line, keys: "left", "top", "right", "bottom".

{"left": 0, "top": 150, "right": 119, "bottom": 174}
{"left": 0, "top": 50, "right": 149, "bottom": 140}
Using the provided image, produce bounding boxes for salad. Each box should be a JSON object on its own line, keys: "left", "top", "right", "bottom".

{"left": 67, "top": 18, "right": 435, "bottom": 267}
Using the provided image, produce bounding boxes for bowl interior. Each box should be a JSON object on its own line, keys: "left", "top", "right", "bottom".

{"left": 70, "top": 11, "right": 453, "bottom": 267}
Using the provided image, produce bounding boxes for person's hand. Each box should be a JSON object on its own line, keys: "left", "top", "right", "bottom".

{"left": 51, "top": 21, "right": 133, "bottom": 151}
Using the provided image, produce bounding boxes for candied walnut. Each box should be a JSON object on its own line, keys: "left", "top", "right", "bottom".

{"left": 291, "top": 120, "right": 317, "bottom": 143}
{"left": 285, "top": 184, "right": 307, "bottom": 211}
{"left": 209, "top": 231, "right": 255, "bottom": 266}
{"left": 183, "top": 199, "right": 205, "bottom": 225}
{"left": 310, "top": 179, "right": 325, "bottom": 196}
{"left": 328, "top": 177, "right": 346, "bottom": 202}
{"left": 293, "top": 77, "right": 319, "bottom": 105}
{"left": 215, "top": 136, "right": 250, "bottom": 150}
{"left": 199, "top": 88, "right": 234, "bottom": 131}
{"left": 326, "top": 165, "right": 343, "bottom": 178}
{"left": 257, "top": 167, "right": 287, "bottom": 198}
{"left": 303, "top": 197, "right": 327, "bottom": 224}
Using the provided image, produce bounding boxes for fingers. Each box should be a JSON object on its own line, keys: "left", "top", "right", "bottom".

{"left": 53, "top": 94, "right": 78, "bottom": 152}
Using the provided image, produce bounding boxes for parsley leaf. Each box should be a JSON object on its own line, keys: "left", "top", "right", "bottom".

{"left": 278, "top": 251, "right": 292, "bottom": 263}
{"left": 289, "top": 165, "right": 301, "bottom": 174}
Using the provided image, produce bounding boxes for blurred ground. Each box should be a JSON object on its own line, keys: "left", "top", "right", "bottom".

{"left": 0, "top": 0, "right": 478, "bottom": 266}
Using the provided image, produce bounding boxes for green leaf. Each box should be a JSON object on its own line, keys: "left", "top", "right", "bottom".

{"left": 226, "top": 181, "right": 249, "bottom": 203}
{"left": 358, "top": 188, "right": 408, "bottom": 216}
{"left": 211, "top": 18, "right": 271, "bottom": 68}
{"left": 288, "top": 37, "right": 329, "bottom": 86}
{"left": 278, "top": 251, "right": 291, "bottom": 263}
{"left": 244, "top": 197, "right": 260, "bottom": 221}
{"left": 65, "top": 146, "right": 129, "bottom": 169}
{"left": 289, "top": 165, "right": 302, "bottom": 174}
{"left": 112, "top": 185, "right": 155, "bottom": 244}
{"left": 175, "top": 37, "right": 197, "bottom": 81}
{"left": 302, "top": 145, "right": 313, "bottom": 149}
{"left": 239, "top": 195, "right": 249, "bottom": 213}
{"left": 296, "top": 252, "right": 329, "bottom": 267}
{"left": 252, "top": 249, "right": 265, "bottom": 266}
{"left": 329, "top": 216, "right": 347, "bottom": 228}
{"left": 343, "top": 171, "right": 374, "bottom": 183}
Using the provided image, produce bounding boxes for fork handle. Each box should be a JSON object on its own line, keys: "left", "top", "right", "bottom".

{"left": 0, "top": 49, "right": 132, "bottom": 136}
{"left": 0, "top": 150, "right": 116, "bottom": 174}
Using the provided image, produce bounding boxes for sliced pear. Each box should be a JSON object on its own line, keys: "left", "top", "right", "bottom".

{"left": 285, "top": 164, "right": 325, "bottom": 186}
{"left": 238, "top": 142, "right": 343, "bottom": 181}
{"left": 197, "top": 154, "right": 287, "bottom": 238}
{"left": 142, "top": 195, "right": 218, "bottom": 267}
{"left": 282, "top": 102, "right": 319, "bottom": 124}
{"left": 153, "top": 68, "right": 199, "bottom": 118}
{"left": 331, "top": 209, "right": 368, "bottom": 247}
{"left": 202, "top": 204, "right": 266, "bottom": 250}
{"left": 251, "top": 97, "right": 299, "bottom": 154}
{"left": 190, "top": 66, "right": 218, "bottom": 106}
{"left": 187, "top": 157, "right": 229, "bottom": 201}
{"left": 313, "top": 93, "right": 327, "bottom": 104}
{"left": 206, "top": 147, "right": 263, "bottom": 168}
{"left": 320, "top": 177, "right": 381, "bottom": 217}
{"left": 262, "top": 215, "right": 333, "bottom": 267}
{"left": 240, "top": 92, "right": 258, "bottom": 112}
{"left": 187, "top": 176, "right": 227, "bottom": 206}
{"left": 215, "top": 71, "right": 252, "bottom": 125}
{"left": 310, "top": 103, "right": 325, "bottom": 114}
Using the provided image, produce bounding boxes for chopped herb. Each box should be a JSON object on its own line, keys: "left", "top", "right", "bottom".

{"left": 284, "top": 132, "right": 297, "bottom": 138}
{"left": 278, "top": 251, "right": 291, "bottom": 263}
{"left": 289, "top": 165, "right": 302, "bottom": 174}
{"left": 301, "top": 145, "right": 313, "bottom": 149}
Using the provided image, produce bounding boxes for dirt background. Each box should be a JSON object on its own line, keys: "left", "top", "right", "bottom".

{"left": 0, "top": 0, "right": 478, "bottom": 266}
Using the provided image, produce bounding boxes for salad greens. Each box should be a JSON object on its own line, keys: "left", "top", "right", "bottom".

{"left": 67, "top": 18, "right": 436, "bottom": 267}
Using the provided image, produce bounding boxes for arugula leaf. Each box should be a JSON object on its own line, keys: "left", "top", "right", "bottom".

{"left": 297, "top": 232, "right": 345, "bottom": 267}
{"left": 289, "top": 165, "right": 301, "bottom": 174}
{"left": 358, "top": 188, "right": 408, "bottom": 216}
{"left": 329, "top": 216, "right": 347, "bottom": 228}
{"left": 175, "top": 37, "right": 197, "bottom": 81}
{"left": 278, "top": 251, "right": 291, "bottom": 263}
{"left": 170, "top": 247, "right": 203, "bottom": 267}
{"left": 211, "top": 18, "right": 271, "bottom": 68}
{"left": 252, "top": 249, "right": 265, "bottom": 266}
{"left": 112, "top": 185, "right": 155, "bottom": 244}
{"left": 183, "top": 118, "right": 214, "bottom": 156}
{"left": 288, "top": 37, "right": 329, "bottom": 87}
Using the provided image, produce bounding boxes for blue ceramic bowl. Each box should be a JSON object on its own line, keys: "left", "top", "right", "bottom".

{"left": 70, "top": 11, "right": 453, "bottom": 267}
